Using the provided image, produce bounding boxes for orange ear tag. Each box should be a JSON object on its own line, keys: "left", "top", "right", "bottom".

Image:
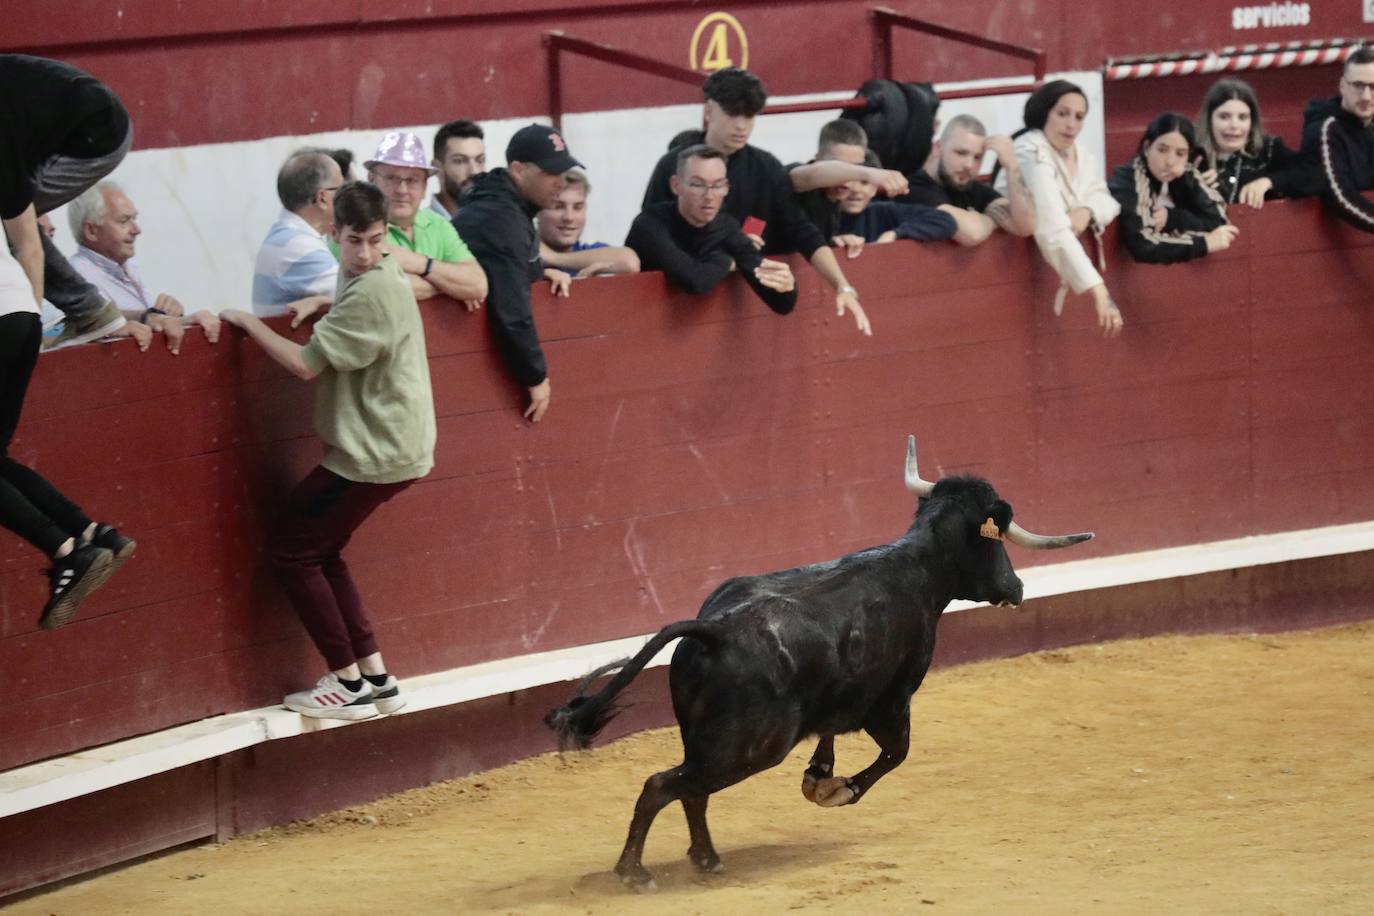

{"left": 980, "top": 518, "right": 1003, "bottom": 540}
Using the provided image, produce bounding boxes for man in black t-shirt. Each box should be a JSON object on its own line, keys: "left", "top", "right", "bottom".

{"left": 1, "top": 55, "right": 132, "bottom": 348}
{"left": 901, "top": 114, "right": 1036, "bottom": 245}
{"left": 642, "top": 69, "right": 870, "bottom": 336}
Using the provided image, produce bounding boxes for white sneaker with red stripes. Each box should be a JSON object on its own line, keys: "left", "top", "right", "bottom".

{"left": 283, "top": 672, "right": 379, "bottom": 720}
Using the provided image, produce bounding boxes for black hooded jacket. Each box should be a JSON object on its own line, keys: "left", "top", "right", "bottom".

{"left": 1271, "top": 96, "right": 1374, "bottom": 231}
{"left": 453, "top": 169, "right": 547, "bottom": 387}
{"left": 1108, "top": 160, "right": 1228, "bottom": 264}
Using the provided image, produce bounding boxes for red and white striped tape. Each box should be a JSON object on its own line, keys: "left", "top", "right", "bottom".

{"left": 1106, "top": 43, "right": 1355, "bottom": 80}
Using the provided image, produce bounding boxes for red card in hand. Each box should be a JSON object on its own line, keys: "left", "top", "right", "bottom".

{"left": 742, "top": 216, "right": 767, "bottom": 237}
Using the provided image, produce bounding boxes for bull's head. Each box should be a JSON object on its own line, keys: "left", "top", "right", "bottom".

{"left": 903, "top": 435, "right": 1093, "bottom": 607}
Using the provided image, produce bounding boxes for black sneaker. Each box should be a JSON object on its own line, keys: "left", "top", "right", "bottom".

{"left": 39, "top": 545, "right": 115, "bottom": 630}
{"left": 88, "top": 524, "right": 136, "bottom": 572}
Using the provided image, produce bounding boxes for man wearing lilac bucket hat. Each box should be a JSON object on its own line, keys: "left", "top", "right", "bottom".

{"left": 362, "top": 130, "right": 487, "bottom": 307}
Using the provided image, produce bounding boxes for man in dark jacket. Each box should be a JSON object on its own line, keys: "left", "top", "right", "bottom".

{"left": 454, "top": 125, "right": 582, "bottom": 423}
{"left": 1269, "top": 45, "right": 1374, "bottom": 232}
{"left": 1, "top": 54, "right": 131, "bottom": 349}
{"left": 627, "top": 145, "right": 796, "bottom": 313}
{"left": 642, "top": 68, "right": 870, "bottom": 336}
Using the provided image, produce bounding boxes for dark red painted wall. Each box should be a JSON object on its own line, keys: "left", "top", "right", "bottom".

{"left": 3, "top": 198, "right": 1373, "bottom": 775}
{"left": 7, "top": 1, "right": 1370, "bottom": 150}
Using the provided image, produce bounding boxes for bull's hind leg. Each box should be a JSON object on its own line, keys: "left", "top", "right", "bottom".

{"left": 681, "top": 794, "right": 723, "bottom": 874}
{"left": 615, "top": 764, "right": 695, "bottom": 890}
{"left": 801, "top": 735, "right": 836, "bottom": 802}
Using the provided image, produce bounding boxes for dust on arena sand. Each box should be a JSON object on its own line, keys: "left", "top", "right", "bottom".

{"left": 14, "top": 621, "right": 1373, "bottom": 915}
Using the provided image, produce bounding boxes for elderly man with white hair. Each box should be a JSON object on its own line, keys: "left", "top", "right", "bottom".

{"left": 66, "top": 181, "right": 220, "bottom": 354}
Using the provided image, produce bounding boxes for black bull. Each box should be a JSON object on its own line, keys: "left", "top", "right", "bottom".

{"left": 545, "top": 437, "right": 1093, "bottom": 889}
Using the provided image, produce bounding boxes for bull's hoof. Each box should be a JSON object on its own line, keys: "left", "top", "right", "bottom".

{"left": 689, "top": 849, "right": 725, "bottom": 874}
{"left": 801, "top": 765, "right": 832, "bottom": 803}
{"left": 811, "top": 776, "right": 856, "bottom": 807}
{"left": 615, "top": 863, "right": 658, "bottom": 893}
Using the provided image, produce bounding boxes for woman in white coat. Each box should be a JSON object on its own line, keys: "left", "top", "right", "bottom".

{"left": 1004, "top": 80, "right": 1123, "bottom": 337}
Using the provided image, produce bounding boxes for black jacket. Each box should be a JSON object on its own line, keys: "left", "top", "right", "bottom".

{"left": 452, "top": 169, "right": 547, "bottom": 387}
{"left": 1204, "top": 134, "right": 1298, "bottom": 204}
{"left": 643, "top": 135, "right": 827, "bottom": 259}
{"left": 1272, "top": 96, "right": 1374, "bottom": 231}
{"left": 625, "top": 201, "right": 797, "bottom": 315}
{"left": 835, "top": 201, "right": 957, "bottom": 243}
{"left": 1108, "top": 160, "right": 1228, "bottom": 264}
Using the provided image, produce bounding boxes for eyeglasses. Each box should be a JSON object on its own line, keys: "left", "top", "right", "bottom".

{"left": 684, "top": 180, "right": 730, "bottom": 197}
{"left": 1343, "top": 78, "right": 1374, "bottom": 96}
{"left": 372, "top": 172, "right": 427, "bottom": 190}
{"left": 321, "top": 185, "right": 342, "bottom": 192}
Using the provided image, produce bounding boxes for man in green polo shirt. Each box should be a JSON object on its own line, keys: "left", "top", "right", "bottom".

{"left": 218, "top": 181, "right": 435, "bottom": 720}
{"left": 364, "top": 130, "right": 487, "bottom": 307}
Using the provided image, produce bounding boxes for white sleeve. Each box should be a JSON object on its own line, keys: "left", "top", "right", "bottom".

{"left": 1019, "top": 149, "right": 1104, "bottom": 294}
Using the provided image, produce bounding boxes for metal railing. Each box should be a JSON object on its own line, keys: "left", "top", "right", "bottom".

{"left": 543, "top": 7, "right": 1046, "bottom": 130}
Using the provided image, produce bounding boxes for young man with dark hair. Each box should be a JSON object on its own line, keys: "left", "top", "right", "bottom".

{"left": 430, "top": 120, "right": 486, "bottom": 220}
{"left": 455, "top": 124, "right": 585, "bottom": 423}
{"left": 788, "top": 119, "right": 911, "bottom": 246}
{"left": 642, "top": 68, "right": 871, "bottom": 336}
{"left": 217, "top": 181, "right": 435, "bottom": 720}
{"left": 1264, "top": 45, "right": 1374, "bottom": 231}
{"left": 829, "top": 149, "right": 958, "bottom": 251}
{"left": 627, "top": 145, "right": 797, "bottom": 312}
{"left": 902, "top": 115, "right": 1036, "bottom": 245}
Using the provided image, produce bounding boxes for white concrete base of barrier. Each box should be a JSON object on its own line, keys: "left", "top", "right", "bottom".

{"left": 4, "top": 519, "right": 1373, "bottom": 821}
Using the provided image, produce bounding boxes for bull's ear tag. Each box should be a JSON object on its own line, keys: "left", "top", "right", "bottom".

{"left": 980, "top": 518, "right": 1003, "bottom": 540}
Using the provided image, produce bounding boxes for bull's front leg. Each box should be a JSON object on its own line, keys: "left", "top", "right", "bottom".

{"left": 810, "top": 715, "right": 909, "bottom": 808}
{"left": 800, "top": 735, "right": 835, "bottom": 802}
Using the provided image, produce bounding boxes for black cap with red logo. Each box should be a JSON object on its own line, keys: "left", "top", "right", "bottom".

{"left": 505, "top": 124, "right": 584, "bottom": 173}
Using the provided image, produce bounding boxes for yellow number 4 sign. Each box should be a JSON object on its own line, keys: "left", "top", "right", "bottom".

{"left": 690, "top": 12, "right": 750, "bottom": 72}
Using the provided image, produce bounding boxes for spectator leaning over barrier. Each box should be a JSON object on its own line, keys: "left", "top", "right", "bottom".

{"left": 827, "top": 149, "right": 958, "bottom": 252}
{"left": 0, "top": 54, "right": 130, "bottom": 350}
{"left": 787, "top": 119, "right": 910, "bottom": 245}
{"left": 1269, "top": 45, "right": 1374, "bottom": 232}
{"left": 1004, "top": 80, "right": 1124, "bottom": 338}
{"left": 1, "top": 216, "right": 135, "bottom": 630}
{"left": 1194, "top": 78, "right": 1298, "bottom": 208}
{"left": 642, "top": 68, "right": 871, "bottom": 336}
{"left": 430, "top": 119, "right": 486, "bottom": 220}
{"left": 537, "top": 169, "right": 640, "bottom": 276}
{"left": 67, "top": 182, "right": 222, "bottom": 354}
{"left": 904, "top": 114, "right": 1037, "bottom": 245}
{"left": 455, "top": 124, "right": 585, "bottom": 424}
{"left": 1108, "top": 113, "right": 1237, "bottom": 264}
{"left": 217, "top": 182, "right": 434, "bottom": 721}
{"left": 626, "top": 145, "right": 798, "bottom": 313}
{"left": 252, "top": 149, "right": 342, "bottom": 319}
{"left": 357, "top": 131, "right": 487, "bottom": 307}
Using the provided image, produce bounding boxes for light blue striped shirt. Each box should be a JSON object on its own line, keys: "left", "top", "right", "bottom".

{"left": 252, "top": 210, "right": 338, "bottom": 316}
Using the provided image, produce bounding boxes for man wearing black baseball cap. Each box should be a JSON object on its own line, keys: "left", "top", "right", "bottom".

{"left": 454, "top": 125, "right": 584, "bottom": 423}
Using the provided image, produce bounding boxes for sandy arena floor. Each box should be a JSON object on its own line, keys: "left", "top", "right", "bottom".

{"left": 12, "top": 620, "right": 1373, "bottom": 915}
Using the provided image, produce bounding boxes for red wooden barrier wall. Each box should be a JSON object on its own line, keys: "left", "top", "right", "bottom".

{"left": 3, "top": 197, "right": 1372, "bottom": 775}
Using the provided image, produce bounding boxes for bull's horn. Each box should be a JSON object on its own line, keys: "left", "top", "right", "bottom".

{"left": 904, "top": 435, "right": 935, "bottom": 496}
{"left": 1004, "top": 522, "right": 1094, "bottom": 550}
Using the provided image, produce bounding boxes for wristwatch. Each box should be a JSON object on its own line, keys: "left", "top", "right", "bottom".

{"left": 420, "top": 257, "right": 435, "bottom": 278}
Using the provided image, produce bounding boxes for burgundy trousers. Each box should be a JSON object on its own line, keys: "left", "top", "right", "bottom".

{"left": 269, "top": 466, "right": 413, "bottom": 671}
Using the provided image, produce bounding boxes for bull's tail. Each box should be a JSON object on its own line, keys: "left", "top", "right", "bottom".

{"left": 544, "top": 619, "right": 721, "bottom": 751}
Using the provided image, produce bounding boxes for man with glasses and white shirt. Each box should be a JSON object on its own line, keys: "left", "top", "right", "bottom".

{"left": 1266, "top": 45, "right": 1374, "bottom": 232}
{"left": 627, "top": 145, "right": 797, "bottom": 314}
{"left": 361, "top": 131, "right": 487, "bottom": 306}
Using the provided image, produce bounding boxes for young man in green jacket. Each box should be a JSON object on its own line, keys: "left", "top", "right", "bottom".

{"left": 219, "top": 181, "right": 436, "bottom": 720}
